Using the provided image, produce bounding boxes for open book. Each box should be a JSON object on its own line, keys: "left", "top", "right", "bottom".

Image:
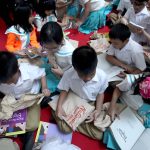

{"left": 35, "top": 122, "right": 72, "bottom": 143}
{"left": 97, "top": 53, "right": 124, "bottom": 82}
{"left": 129, "top": 21, "right": 144, "bottom": 30}
{"left": 110, "top": 107, "right": 150, "bottom": 150}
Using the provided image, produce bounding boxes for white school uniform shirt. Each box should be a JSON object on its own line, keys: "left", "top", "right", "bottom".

{"left": 117, "top": 0, "right": 132, "bottom": 12}
{"left": 34, "top": 14, "right": 57, "bottom": 32}
{"left": 0, "top": 63, "right": 45, "bottom": 99}
{"left": 55, "top": 39, "right": 75, "bottom": 70}
{"left": 117, "top": 74, "right": 144, "bottom": 110}
{"left": 58, "top": 67, "right": 108, "bottom": 101}
{"left": 124, "top": 6, "right": 150, "bottom": 43}
{"left": 79, "top": 0, "right": 105, "bottom": 12}
{"left": 5, "top": 26, "right": 30, "bottom": 49}
{"left": 107, "top": 38, "right": 146, "bottom": 71}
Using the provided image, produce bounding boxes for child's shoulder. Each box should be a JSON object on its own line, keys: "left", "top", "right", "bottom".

{"left": 128, "top": 39, "right": 143, "bottom": 52}
{"left": 5, "top": 25, "right": 25, "bottom": 35}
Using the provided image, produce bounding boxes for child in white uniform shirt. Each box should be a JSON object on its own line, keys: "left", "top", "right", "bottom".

{"left": 0, "top": 51, "right": 50, "bottom": 149}
{"left": 106, "top": 24, "right": 146, "bottom": 120}
{"left": 121, "top": 0, "right": 150, "bottom": 44}
{"left": 53, "top": 46, "right": 108, "bottom": 140}
{"left": 34, "top": 0, "right": 57, "bottom": 32}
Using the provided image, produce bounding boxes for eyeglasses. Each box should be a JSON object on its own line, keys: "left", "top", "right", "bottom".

{"left": 42, "top": 41, "right": 65, "bottom": 53}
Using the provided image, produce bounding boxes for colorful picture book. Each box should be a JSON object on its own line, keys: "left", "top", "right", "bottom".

{"left": 35, "top": 122, "right": 72, "bottom": 143}
{"left": 0, "top": 109, "right": 27, "bottom": 136}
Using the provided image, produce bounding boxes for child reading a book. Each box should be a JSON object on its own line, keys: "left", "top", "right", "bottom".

{"left": 0, "top": 51, "right": 50, "bottom": 149}
{"left": 106, "top": 23, "right": 146, "bottom": 75}
{"left": 52, "top": 46, "right": 108, "bottom": 140}
{"left": 106, "top": 23, "right": 146, "bottom": 120}
{"left": 120, "top": 0, "right": 150, "bottom": 44}
{"left": 5, "top": 3, "right": 41, "bottom": 56}
{"left": 34, "top": 0, "right": 57, "bottom": 32}
{"left": 39, "top": 21, "right": 74, "bottom": 92}
{"left": 103, "top": 71, "right": 150, "bottom": 150}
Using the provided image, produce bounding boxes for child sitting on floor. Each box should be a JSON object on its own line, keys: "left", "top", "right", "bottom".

{"left": 67, "top": 0, "right": 113, "bottom": 34}
{"left": 5, "top": 3, "right": 41, "bottom": 56}
{"left": 34, "top": 0, "right": 57, "bottom": 32}
{"left": 106, "top": 23, "right": 146, "bottom": 75}
{"left": 121, "top": 0, "right": 150, "bottom": 44}
{"left": 0, "top": 51, "right": 50, "bottom": 149}
{"left": 106, "top": 23, "right": 146, "bottom": 120}
{"left": 39, "top": 21, "right": 74, "bottom": 92}
{"left": 52, "top": 46, "right": 108, "bottom": 140}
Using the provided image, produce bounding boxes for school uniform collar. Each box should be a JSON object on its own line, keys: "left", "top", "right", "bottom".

{"left": 5, "top": 25, "right": 27, "bottom": 35}
{"left": 120, "top": 38, "right": 133, "bottom": 52}
{"left": 72, "top": 68, "right": 99, "bottom": 82}
{"left": 136, "top": 6, "right": 149, "bottom": 16}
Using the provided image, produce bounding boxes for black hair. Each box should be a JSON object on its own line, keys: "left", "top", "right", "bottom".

{"left": 133, "top": 0, "right": 148, "bottom": 3}
{"left": 40, "top": 21, "right": 63, "bottom": 45}
{"left": 109, "top": 23, "right": 131, "bottom": 42}
{"left": 38, "top": 0, "right": 56, "bottom": 19}
{"left": 0, "top": 51, "right": 18, "bottom": 84}
{"left": 72, "top": 46, "right": 98, "bottom": 75}
{"left": 14, "top": 3, "right": 33, "bottom": 33}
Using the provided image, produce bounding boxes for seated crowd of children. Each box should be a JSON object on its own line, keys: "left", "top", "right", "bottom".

{"left": 0, "top": 0, "right": 150, "bottom": 149}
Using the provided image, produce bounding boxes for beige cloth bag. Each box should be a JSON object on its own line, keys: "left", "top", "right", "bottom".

{"left": 49, "top": 91, "right": 95, "bottom": 130}
{"left": 0, "top": 94, "right": 44, "bottom": 120}
{"left": 0, "top": 138, "right": 19, "bottom": 150}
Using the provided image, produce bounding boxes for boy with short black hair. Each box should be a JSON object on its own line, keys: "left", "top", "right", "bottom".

{"left": 0, "top": 51, "right": 50, "bottom": 150}
{"left": 106, "top": 23, "right": 146, "bottom": 74}
{"left": 53, "top": 46, "right": 108, "bottom": 140}
{"left": 106, "top": 23, "right": 146, "bottom": 120}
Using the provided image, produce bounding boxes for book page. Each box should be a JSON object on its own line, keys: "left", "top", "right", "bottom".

{"left": 110, "top": 107, "right": 145, "bottom": 150}
{"left": 131, "top": 128, "right": 150, "bottom": 150}
{"left": 129, "top": 22, "right": 144, "bottom": 29}
{"left": 97, "top": 53, "right": 124, "bottom": 81}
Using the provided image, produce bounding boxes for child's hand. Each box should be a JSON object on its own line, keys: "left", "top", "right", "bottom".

{"left": 117, "top": 71, "right": 126, "bottom": 78}
{"left": 42, "top": 88, "right": 51, "bottom": 97}
{"left": 51, "top": 66, "right": 63, "bottom": 77}
{"left": 85, "top": 110, "right": 100, "bottom": 123}
{"left": 93, "top": 110, "right": 101, "bottom": 121}
{"left": 74, "top": 20, "right": 82, "bottom": 28}
{"left": 107, "top": 106, "right": 118, "bottom": 121}
{"left": 120, "top": 18, "right": 128, "bottom": 25}
{"left": 56, "top": 106, "right": 66, "bottom": 120}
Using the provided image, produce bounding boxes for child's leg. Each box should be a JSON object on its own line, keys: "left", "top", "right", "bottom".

{"left": 52, "top": 109, "right": 103, "bottom": 140}
{"left": 76, "top": 122, "right": 103, "bottom": 140}
{"left": 51, "top": 109, "right": 72, "bottom": 133}
{"left": 52, "top": 102, "right": 103, "bottom": 140}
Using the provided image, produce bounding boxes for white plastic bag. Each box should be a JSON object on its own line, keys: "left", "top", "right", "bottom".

{"left": 41, "top": 137, "right": 80, "bottom": 150}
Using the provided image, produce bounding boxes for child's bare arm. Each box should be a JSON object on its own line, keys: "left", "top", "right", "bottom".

{"left": 56, "top": 90, "right": 68, "bottom": 118}
{"left": 41, "top": 75, "right": 51, "bottom": 96}
{"left": 106, "top": 54, "right": 128, "bottom": 70}
{"left": 80, "top": 2, "right": 90, "bottom": 22}
{"left": 107, "top": 87, "right": 121, "bottom": 121}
